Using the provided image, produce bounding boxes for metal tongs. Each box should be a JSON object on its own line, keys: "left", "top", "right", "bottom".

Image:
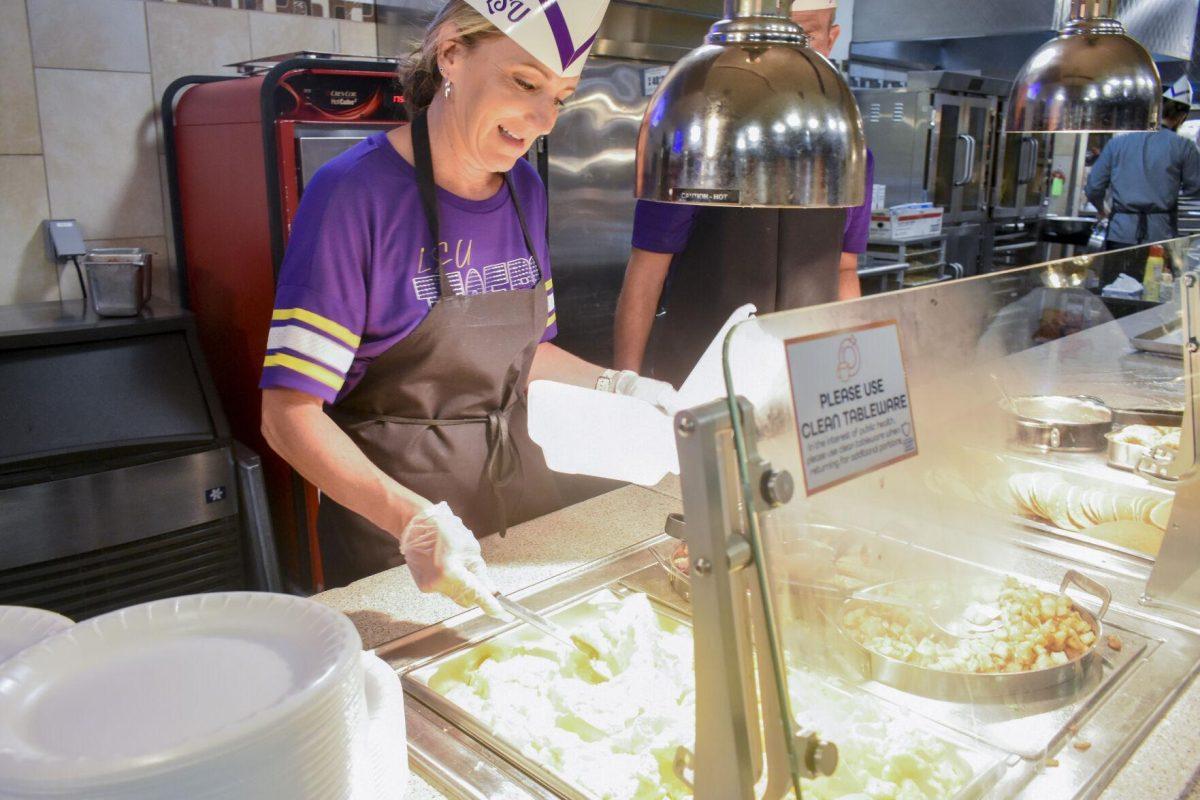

{"left": 493, "top": 593, "right": 604, "bottom": 662}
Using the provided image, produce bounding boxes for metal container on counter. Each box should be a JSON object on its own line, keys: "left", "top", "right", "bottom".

{"left": 1004, "top": 395, "right": 1112, "bottom": 452}
{"left": 83, "top": 248, "right": 152, "bottom": 317}
{"left": 838, "top": 570, "right": 1113, "bottom": 702}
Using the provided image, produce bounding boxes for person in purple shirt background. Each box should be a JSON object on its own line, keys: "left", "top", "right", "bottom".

{"left": 258, "top": 0, "right": 674, "bottom": 602}
{"left": 613, "top": 0, "right": 875, "bottom": 386}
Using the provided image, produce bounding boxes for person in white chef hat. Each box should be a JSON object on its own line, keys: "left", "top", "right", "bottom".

{"left": 789, "top": 0, "right": 843, "bottom": 55}
{"left": 261, "top": 0, "right": 678, "bottom": 607}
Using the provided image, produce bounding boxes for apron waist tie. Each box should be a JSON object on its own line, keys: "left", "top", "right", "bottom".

{"left": 483, "top": 408, "right": 516, "bottom": 538}
{"left": 330, "top": 407, "right": 521, "bottom": 538}
{"left": 1112, "top": 203, "right": 1177, "bottom": 245}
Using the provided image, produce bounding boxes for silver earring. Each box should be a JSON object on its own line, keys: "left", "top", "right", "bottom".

{"left": 443, "top": 81, "right": 452, "bottom": 99}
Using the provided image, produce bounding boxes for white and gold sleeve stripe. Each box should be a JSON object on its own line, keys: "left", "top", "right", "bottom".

{"left": 263, "top": 353, "right": 344, "bottom": 391}
{"left": 271, "top": 308, "right": 361, "bottom": 348}
{"left": 267, "top": 324, "right": 355, "bottom": 373}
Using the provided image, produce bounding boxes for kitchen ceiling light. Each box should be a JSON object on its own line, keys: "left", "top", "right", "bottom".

{"left": 1006, "top": 0, "right": 1161, "bottom": 133}
{"left": 634, "top": 0, "right": 866, "bottom": 207}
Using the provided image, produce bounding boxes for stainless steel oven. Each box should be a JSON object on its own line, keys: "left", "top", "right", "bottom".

{"left": 992, "top": 133, "right": 1051, "bottom": 220}
{"left": 857, "top": 72, "right": 1007, "bottom": 274}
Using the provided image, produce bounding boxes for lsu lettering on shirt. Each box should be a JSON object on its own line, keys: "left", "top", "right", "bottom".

{"left": 260, "top": 133, "right": 557, "bottom": 404}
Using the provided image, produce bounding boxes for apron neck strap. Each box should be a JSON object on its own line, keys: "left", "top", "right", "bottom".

{"left": 411, "top": 112, "right": 454, "bottom": 298}
{"left": 502, "top": 171, "right": 543, "bottom": 283}
{"left": 411, "top": 111, "right": 544, "bottom": 296}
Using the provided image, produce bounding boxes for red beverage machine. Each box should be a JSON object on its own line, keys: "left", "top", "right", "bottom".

{"left": 164, "top": 53, "right": 406, "bottom": 591}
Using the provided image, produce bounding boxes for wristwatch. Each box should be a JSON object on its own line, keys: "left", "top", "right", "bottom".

{"left": 596, "top": 369, "right": 617, "bottom": 393}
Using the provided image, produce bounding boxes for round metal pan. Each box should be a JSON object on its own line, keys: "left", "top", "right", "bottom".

{"left": 1110, "top": 406, "right": 1184, "bottom": 429}
{"left": 838, "top": 570, "right": 1112, "bottom": 702}
{"left": 1106, "top": 433, "right": 1150, "bottom": 472}
{"left": 1106, "top": 426, "right": 1180, "bottom": 476}
{"left": 1004, "top": 395, "right": 1113, "bottom": 452}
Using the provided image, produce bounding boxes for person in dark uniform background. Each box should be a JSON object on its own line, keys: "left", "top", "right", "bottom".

{"left": 258, "top": 0, "right": 677, "bottom": 607}
{"left": 612, "top": 0, "right": 874, "bottom": 387}
{"left": 1085, "top": 75, "right": 1200, "bottom": 285}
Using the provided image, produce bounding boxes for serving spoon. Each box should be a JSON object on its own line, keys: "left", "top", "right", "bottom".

{"left": 493, "top": 593, "right": 607, "bottom": 662}
{"left": 850, "top": 586, "right": 1003, "bottom": 640}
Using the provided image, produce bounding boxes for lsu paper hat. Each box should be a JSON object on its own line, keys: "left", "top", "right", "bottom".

{"left": 791, "top": 0, "right": 837, "bottom": 10}
{"left": 1164, "top": 75, "right": 1195, "bottom": 109}
{"left": 463, "top": 0, "right": 611, "bottom": 78}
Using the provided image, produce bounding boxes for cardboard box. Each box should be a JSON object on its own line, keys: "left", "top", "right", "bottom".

{"left": 870, "top": 207, "right": 944, "bottom": 241}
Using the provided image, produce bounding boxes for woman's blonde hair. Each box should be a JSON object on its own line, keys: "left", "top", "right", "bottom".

{"left": 399, "top": 0, "right": 503, "bottom": 113}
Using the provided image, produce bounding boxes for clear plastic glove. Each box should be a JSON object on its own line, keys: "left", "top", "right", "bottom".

{"left": 399, "top": 502, "right": 505, "bottom": 618}
{"left": 611, "top": 370, "right": 680, "bottom": 415}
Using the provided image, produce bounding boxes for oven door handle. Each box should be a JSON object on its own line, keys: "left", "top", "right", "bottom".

{"left": 955, "top": 134, "right": 977, "bottom": 186}
{"left": 1019, "top": 136, "right": 1039, "bottom": 184}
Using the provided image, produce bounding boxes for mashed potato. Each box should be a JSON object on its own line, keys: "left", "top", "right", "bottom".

{"left": 428, "top": 592, "right": 974, "bottom": 800}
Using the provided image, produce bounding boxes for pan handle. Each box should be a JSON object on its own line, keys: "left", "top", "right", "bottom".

{"left": 1072, "top": 394, "right": 1109, "bottom": 409}
{"left": 665, "top": 512, "right": 686, "bottom": 540}
{"left": 1060, "top": 569, "right": 1112, "bottom": 621}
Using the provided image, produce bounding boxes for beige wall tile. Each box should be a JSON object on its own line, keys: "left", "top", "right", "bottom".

{"left": 147, "top": 3, "right": 250, "bottom": 99}
{"left": 29, "top": 0, "right": 150, "bottom": 73}
{"left": 0, "top": 0, "right": 41, "bottom": 154}
{"left": 249, "top": 9, "right": 337, "bottom": 59}
{"left": 336, "top": 19, "right": 376, "bottom": 57}
{"left": 146, "top": 2, "right": 251, "bottom": 152}
{"left": 37, "top": 68, "right": 164, "bottom": 241}
{"left": 82, "top": 235, "right": 173, "bottom": 303}
{"left": 0, "top": 156, "right": 56, "bottom": 304}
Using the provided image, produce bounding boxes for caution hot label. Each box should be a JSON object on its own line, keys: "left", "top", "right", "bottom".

{"left": 785, "top": 321, "right": 918, "bottom": 495}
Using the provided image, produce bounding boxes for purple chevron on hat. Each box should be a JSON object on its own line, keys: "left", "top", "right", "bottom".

{"left": 1164, "top": 75, "right": 1194, "bottom": 108}
{"left": 463, "top": 0, "right": 610, "bottom": 78}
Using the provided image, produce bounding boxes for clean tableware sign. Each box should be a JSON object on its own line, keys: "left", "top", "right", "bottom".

{"left": 785, "top": 321, "right": 918, "bottom": 495}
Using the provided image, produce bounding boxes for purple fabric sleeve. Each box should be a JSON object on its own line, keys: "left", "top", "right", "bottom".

{"left": 841, "top": 149, "right": 875, "bottom": 255}
{"left": 631, "top": 200, "right": 701, "bottom": 254}
{"left": 260, "top": 169, "right": 368, "bottom": 404}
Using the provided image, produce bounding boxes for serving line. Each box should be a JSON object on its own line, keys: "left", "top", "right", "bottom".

{"left": 312, "top": 478, "right": 1200, "bottom": 800}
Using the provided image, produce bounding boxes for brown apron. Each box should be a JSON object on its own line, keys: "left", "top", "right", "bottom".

{"left": 646, "top": 207, "right": 845, "bottom": 387}
{"left": 317, "top": 112, "right": 562, "bottom": 589}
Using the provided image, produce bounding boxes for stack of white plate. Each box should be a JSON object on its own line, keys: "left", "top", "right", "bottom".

{"left": 0, "top": 593, "right": 407, "bottom": 800}
{"left": 0, "top": 606, "right": 74, "bottom": 665}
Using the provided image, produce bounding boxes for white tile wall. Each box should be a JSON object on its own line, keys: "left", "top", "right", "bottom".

{"left": 28, "top": 0, "right": 151, "bottom": 73}
{"left": 0, "top": 156, "right": 55, "bottom": 303}
{"left": 337, "top": 19, "right": 377, "bottom": 57}
{"left": 0, "top": 0, "right": 41, "bottom": 154}
{"left": 36, "top": 68, "right": 164, "bottom": 240}
{"left": 0, "top": 2, "right": 377, "bottom": 305}
{"left": 250, "top": 10, "right": 337, "bottom": 58}
{"left": 146, "top": 2, "right": 251, "bottom": 104}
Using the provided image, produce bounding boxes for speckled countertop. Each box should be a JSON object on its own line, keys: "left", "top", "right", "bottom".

{"left": 312, "top": 474, "right": 1200, "bottom": 800}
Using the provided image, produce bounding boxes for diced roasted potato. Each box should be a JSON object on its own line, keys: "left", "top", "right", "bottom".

{"left": 844, "top": 577, "right": 1096, "bottom": 675}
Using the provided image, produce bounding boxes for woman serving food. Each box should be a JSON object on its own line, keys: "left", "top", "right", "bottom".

{"left": 260, "top": 0, "right": 676, "bottom": 606}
